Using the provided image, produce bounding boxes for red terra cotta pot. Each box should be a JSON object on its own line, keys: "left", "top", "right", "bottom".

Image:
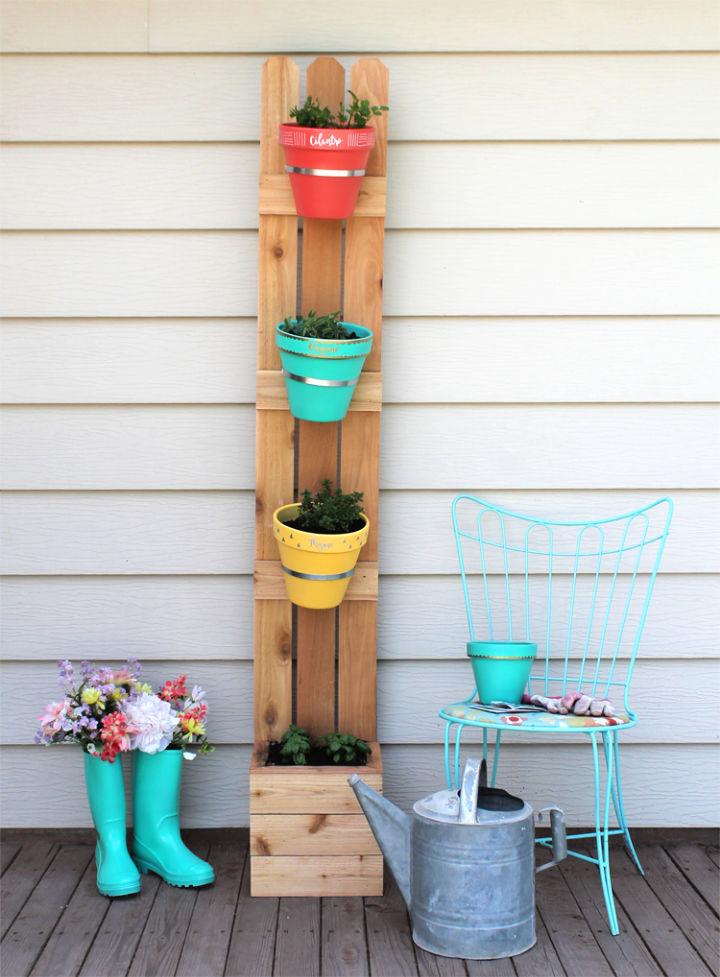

{"left": 279, "top": 123, "right": 376, "bottom": 219}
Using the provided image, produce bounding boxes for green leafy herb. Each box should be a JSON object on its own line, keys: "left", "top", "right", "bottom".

{"left": 321, "top": 732, "right": 372, "bottom": 765}
{"left": 279, "top": 724, "right": 312, "bottom": 765}
{"left": 280, "top": 310, "right": 357, "bottom": 341}
{"left": 292, "top": 480, "right": 364, "bottom": 536}
{"left": 289, "top": 90, "right": 388, "bottom": 130}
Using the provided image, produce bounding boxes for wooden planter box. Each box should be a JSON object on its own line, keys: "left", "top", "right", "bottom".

{"left": 249, "top": 743, "right": 383, "bottom": 896}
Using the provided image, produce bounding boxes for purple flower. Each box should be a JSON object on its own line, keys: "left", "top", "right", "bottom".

{"left": 80, "top": 660, "right": 95, "bottom": 680}
{"left": 57, "top": 659, "right": 74, "bottom": 685}
{"left": 126, "top": 657, "right": 141, "bottom": 679}
{"left": 96, "top": 667, "right": 114, "bottom": 684}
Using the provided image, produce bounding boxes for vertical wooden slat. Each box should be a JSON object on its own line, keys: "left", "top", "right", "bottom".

{"left": 295, "top": 56, "right": 346, "bottom": 738}
{"left": 338, "top": 59, "right": 389, "bottom": 740}
{"left": 255, "top": 57, "right": 300, "bottom": 744}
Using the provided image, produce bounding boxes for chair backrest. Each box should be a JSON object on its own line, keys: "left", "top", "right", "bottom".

{"left": 451, "top": 495, "right": 673, "bottom": 711}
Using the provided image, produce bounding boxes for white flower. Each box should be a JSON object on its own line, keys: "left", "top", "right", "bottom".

{"left": 122, "top": 693, "right": 178, "bottom": 754}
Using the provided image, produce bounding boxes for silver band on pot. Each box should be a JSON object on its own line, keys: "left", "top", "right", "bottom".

{"left": 282, "top": 565, "right": 355, "bottom": 581}
{"left": 285, "top": 165, "right": 366, "bottom": 178}
{"left": 282, "top": 369, "right": 358, "bottom": 388}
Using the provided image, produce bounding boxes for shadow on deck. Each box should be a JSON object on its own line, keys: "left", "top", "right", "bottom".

{"left": 0, "top": 830, "right": 718, "bottom": 977}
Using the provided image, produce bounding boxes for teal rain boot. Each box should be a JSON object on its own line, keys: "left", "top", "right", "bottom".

{"left": 132, "top": 750, "right": 215, "bottom": 887}
{"left": 84, "top": 752, "right": 141, "bottom": 897}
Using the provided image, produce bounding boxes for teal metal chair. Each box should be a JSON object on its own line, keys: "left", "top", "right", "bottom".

{"left": 439, "top": 495, "right": 672, "bottom": 936}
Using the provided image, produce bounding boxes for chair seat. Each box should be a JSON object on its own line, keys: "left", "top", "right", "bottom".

{"left": 440, "top": 700, "right": 634, "bottom": 732}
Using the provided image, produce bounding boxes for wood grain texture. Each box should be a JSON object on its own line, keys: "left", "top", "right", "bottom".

{"left": 2, "top": 657, "right": 714, "bottom": 747}
{"left": 253, "top": 599, "right": 291, "bottom": 744}
{"left": 293, "top": 58, "right": 346, "bottom": 739}
{"left": 274, "top": 897, "right": 321, "bottom": 977}
{"left": 1, "top": 490, "right": 715, "bottom": 576}
{"left": 321, "top": 896, "right": 368, "bottom": 977}
{"left": 7, "top": 144, "right": 720, "bottom": 230}
{"left": 249, "top": 744, "right": 382, "bottom": 815}
{"left": 223, "top": 850, "right": 278, "bottom": 977}
{"left": 3, "top": 1, "right": 719, "bottom": 52}
{"left": 251, "top": 855, "right": 383, "bottom": 898}
{"left": 1, "top": 743, "right": 718, "bottom": 827}
{"left": 4, "top": 230, "right": 719, "bottom": 317}
{"left": 250, "top": 815, "right": 380, "bottom": 857}
{"left": 4, "top": 54, "right": 719, "bottom": 141}
{"left": 3, "top": 317, "right": 717, "bottom": 405}
{"left": 4, "top": 403, "right": 717, "bottom": 490}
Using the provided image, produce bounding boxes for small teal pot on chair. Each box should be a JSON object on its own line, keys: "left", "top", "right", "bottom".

{"left": 467, "top": 641, "right": 537, "bottom": 705}
{"left": 132, "top": 750, "right": 214, "bottom": 888}
{"left": 275, "top": 322, "right": 373, "bottom": 422}
{"left": 84, "top": 752, "right": 141, "bottom": 897}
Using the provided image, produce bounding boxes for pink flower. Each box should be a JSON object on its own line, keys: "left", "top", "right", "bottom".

{"left": 38, "top": 700, "right": 70, "bottom": 734}
{"left": 99, "top": 712, "right": 137, "bottom": 762}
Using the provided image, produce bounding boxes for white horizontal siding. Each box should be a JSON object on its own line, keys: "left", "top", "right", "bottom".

{"left": 2, "top": 317, "right": 718, "bottom": 404}
{"left": 2, "top": 54, "right": 719, "bottom": 142}
{"left": 3, "top": 657, "right": 717, "bottom": 745}
{"left": 1, "top": 573, "right": 715, "bottom": 664}
{"left": 2, "top": 405, "right": 717, "bottom": 490}
{"left": 3, "top": 230, "right": 720, "bottom": 317}
{"left": 1, "top": 3, "right": 718, "bottom": 829}
{"left": 4, "top": 143, "right": 720, "bottom": 229}
{"left": 4, "top": 1, "right": 718, "bottom": 53}
{"left": 0, "top": 490, "right": 716, "bottom": 575}
{"left": 1, "top": 744, "right": 717, "bottom": 827}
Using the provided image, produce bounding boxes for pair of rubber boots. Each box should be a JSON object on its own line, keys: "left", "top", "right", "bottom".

{"left": 84, "top": 749, "right": 214, "bottom": 897}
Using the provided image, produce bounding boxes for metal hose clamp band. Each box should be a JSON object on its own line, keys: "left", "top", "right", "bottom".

{"left": 282, "top": 565, "right": 356, "bottom": 582}
{"left": 282, "top": 369, "right": 358, "bottom": 388}
{"left": 285, "top": 165, "right": 366, "bottom": 177}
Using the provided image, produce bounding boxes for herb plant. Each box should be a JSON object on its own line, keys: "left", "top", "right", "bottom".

{"left": 292, "top": 480, "right": 364, "bottom": 535}
{"left": 289, "top": 90, "right": 388, "bottom": 129}
{"left": 321, "top": 732, "right": 372, "bottom": 765}
{"left": 279, "top": 724, "right": 312, "bottom": 765}
{"left": 281, "top": 310, "right": 358, "bottom": 341}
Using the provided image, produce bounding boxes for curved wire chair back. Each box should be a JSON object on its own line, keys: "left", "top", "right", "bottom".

{"left": 451, "top": 496, "right": 673, "bottom": 712}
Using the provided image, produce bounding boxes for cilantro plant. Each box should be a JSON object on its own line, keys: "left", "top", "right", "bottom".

{"left": 292, "top": 480, "right": 364, "bottom": 535}
{"left": 279, "top": 724, "right": 312, "bottom": 765}
{"left": 280, "top": 310, "right": 358, "bottom": 341}
{"left": 289, "top": 90, "right": 388, "bottom": 129}
{"left": 321, "top": 732, "right": 372, "bottom": 765}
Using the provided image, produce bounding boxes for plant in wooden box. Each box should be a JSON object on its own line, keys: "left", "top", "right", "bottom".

{"left": 273, "top": 480, "right": 369, "bottom": 609}
{"left": 279, "top": 90, "right": 388, "bottom": 218}
{"left": 250, "top": 725, "right": 382, "bottom": 896}
{"left": 276, "top": 310, "right": 373, "bottom": 422}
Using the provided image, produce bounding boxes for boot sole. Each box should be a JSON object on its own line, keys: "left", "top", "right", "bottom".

{"left": 135, "top": 859, "right": 214, "bottom": 888}
{"left": 97, "top": 881, "right": 141, "bottom": 897}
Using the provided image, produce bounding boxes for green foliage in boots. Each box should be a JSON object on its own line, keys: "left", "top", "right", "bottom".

{"left": 280, "top": 310, "right": 360, "bottom": 341}
{"left": 292, "top": 480, "right": 364, "bottom": 535}
{"left": 290, "top": 90, "right": 388, "bottom": 129}
{"left": 279, "top": 724, "right": 312, "bottom": 765}
{"left": 321, "top": 732, "right": 372, "bottom": 765}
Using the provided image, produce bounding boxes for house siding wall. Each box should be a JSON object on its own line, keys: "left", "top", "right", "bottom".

{"left": 1, "top": 0, "right": 718, "bottom": 827}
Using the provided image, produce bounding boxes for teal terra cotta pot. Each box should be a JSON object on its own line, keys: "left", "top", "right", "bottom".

{"left": 275, "top": 321, "right": 373, "bottom": 422}
{"left": 467, "top": 641, "right": 537, "bottom": 705}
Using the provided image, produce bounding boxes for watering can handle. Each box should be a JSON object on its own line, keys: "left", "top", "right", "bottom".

{"left": 535, "top": 806, "right": 567, "bottom": 872}
{"left": 458, "top": 758, "right": 482, "bottom": 824}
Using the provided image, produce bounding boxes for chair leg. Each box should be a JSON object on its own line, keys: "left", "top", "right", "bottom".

{"left": 453, "top": 723, "right": 464, "bottom": 789}
{"left": 591, "top": 733, "right": 620, "bottom": 936}
{"left": 610, "top": 733, "right": 644, "bottom": 875}
{"left": 491, "top": 731, "right": 502, "bottom": 786}
{"left": 443, "top": 721, "right": 455, "bottom": 789}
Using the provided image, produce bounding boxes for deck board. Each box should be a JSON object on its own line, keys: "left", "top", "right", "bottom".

{"left": 0, "top": 832, "right": 716, "bottom": 977}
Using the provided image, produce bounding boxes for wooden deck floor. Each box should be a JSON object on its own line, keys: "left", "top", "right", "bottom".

{"left": 0, "top": 831, "right": 717, "bottom": 977}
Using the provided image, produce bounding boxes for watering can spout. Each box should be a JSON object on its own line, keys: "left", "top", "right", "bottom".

{"left": 349, "top": 774, "right": 412, "bottom": 908}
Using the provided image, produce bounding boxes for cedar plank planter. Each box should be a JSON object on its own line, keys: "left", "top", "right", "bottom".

{"left": 249, "top": 743, "right": 383, "bottom": 896}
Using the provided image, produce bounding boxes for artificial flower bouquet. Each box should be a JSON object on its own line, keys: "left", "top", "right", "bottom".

{"left": 36, "top": 659, "right": 215, "bottom": 897}
{"left": 36, "top": 658, "right": 213, "bottom": 761}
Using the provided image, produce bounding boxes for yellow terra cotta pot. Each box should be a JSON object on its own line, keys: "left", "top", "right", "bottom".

{"left": 273, "top": 503, "right": 370, "bottom": 609}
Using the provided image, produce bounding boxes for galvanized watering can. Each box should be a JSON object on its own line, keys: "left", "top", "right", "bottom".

{"left": 349, "top": 758, "right": 567, "bottom": 960}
